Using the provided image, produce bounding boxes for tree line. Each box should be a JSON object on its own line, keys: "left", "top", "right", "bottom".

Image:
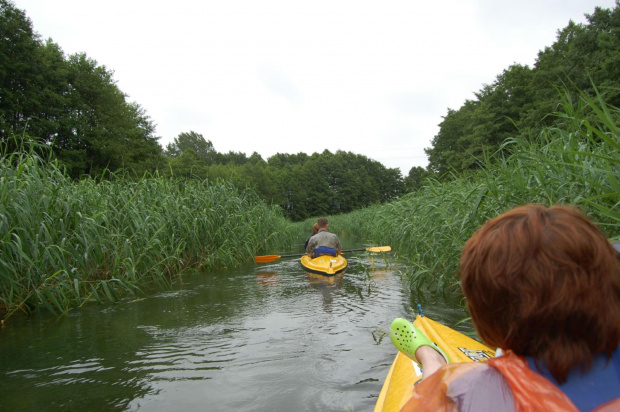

{"left": 0, "top": 0, "right": 408, "bottom": 221}
{"left": 163, "top": 131, "right": 405, "bottom": 221}
{"left": 425, "top": 2, "right": 620, "bottom": 176}
{"left": 3, "top": 0, "right": 619, "bottom": 221}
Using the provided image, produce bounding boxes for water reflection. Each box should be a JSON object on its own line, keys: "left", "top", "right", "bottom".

{"left": 0, "top": 249, "right": 472, "bottom": 411}
{"left": 255, "top": 271, "right": 279, "bottom": 288}
{"left": 306, "top": 272, "right": 344, "bottom": 313}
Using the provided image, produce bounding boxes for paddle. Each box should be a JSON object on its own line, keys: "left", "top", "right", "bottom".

{"left": 254, "top": 246, "right": 391, "bottom": 263}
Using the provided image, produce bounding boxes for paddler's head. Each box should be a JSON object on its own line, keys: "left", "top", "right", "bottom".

{"left": 459, "top": 204, "right": 620, "bottom": 385}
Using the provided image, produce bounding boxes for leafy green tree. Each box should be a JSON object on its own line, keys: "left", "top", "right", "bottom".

{"left": 59, "top": 53, "right": 161, "bottom": 177}
{"left": 247, "top": 151, "right": 266, "bottom": 165}
{"left": 277, "top": 166, "right": 308, "bottom": 221}
{"left": 425, "top": 101, "right": 477, "bottom": 175}
{"left": 1, "top": 1, "right": 162, "bottom": 177}
{"left": 425, "top": 3, "right": 620, "bottom": 176}
{"left": 267, "top": 152, "right": 309, "bottom": 168}
{"left": 205, "top": 163, "right": 236, "bottom": 181}
{"left": 214, "top": 150, "right": 248, "bottom": 166}
{"left": 241, "top": 162, "right": 280, "bottom": 203}
{"left": 531, "top": 4, "right": 620, "bottom": 120}
{"left": 426, "top": 64, "right": 535, "bottom": 175}
{"left": 164, "top": 131, "right": 215, "bottom": 164}
{"left": 168, "top": 148, "right": 209, "bottom": 179}
{"left": 0, "top": 0, "right": 44, "bottom": 142}
{"left": 300, "top": 156, "right": 332, "bottom": 218}
{"left": 405, "top": 166, "right": 431, "bottom": 191}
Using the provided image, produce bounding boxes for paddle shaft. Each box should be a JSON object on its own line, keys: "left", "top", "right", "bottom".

{"left": 254, "top": 246, "right": 390, "bottom": 263}
{"left": 269, "top": 248, "right": 379, "bottom": 259}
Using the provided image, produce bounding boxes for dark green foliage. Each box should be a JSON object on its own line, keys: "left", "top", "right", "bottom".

{"left": 0, "top": 0, "right": 42, "bottom": 140}
{"left": 404, "top": 166, "right": 431, "bottom": 192}
{"left": 0, "top": 0, "right": 162, "bottom": 178}
{"left": 269, "top": 150, "right": 404, "bottom": 220}
{"left": 426, "top": 2, "right": 620, "bottom": 176}
{"left": 164, "top": 131, "right": 215, "bottom": 163}
{"left": 159, "top": 132, "right": 406, "bottom": 221}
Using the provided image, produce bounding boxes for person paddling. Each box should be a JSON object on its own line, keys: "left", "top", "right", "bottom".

{"left": 391, "top": 204, "right": 620, "bottom": 411}
{"left": 306, "top": 217, "right": 342, "bottom": 258}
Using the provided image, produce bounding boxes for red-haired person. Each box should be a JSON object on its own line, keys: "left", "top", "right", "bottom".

{"left": 392, "top": 204, "right": 620, "bottom": 411}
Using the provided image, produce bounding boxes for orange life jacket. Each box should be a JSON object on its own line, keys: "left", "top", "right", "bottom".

{"left": 400, "top": 351, "right": 620, "bottom": 412}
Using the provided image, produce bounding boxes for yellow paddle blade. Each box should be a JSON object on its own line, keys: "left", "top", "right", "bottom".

{"left": 367, "top": 246, "right": 391, "bottom": 252}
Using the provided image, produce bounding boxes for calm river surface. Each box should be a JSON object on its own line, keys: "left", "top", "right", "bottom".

{"left": 0, "top": 239, "right": 471, "bottom": 411}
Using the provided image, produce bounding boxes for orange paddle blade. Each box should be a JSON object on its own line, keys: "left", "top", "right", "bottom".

{"left": 254, "top": 255, "right": 282, "bottom": 263}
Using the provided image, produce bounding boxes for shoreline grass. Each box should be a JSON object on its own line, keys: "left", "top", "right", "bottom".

{"left": 0, "top": 144, "right": 295, "bottom": 320}
{"left": 3, "top": 86, "right": 618, "bottom": 320}
{"left": 328, "top": 86, "right": 619, "bottom": 292}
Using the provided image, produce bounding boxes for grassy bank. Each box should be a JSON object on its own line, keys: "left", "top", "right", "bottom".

{"left": 0, "top": 143, "right": 294, "bottom": 320}
{"left": 329, "top": 87, "right": 619, "bottom": 292}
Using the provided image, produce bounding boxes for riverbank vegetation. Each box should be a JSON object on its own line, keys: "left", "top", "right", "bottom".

{"left": 0, "top": 141, "right": 294, "bottom": 320}
{"left": 328, "top": 87, "right": 619, "bottom": 292}
{"left": 2, "top": 1, "right": 620, "bottom": 320}
{"left": 4, "top": 2, "right": 619, "bottom": 223}
{"left": 0, "top": 1, "right": 405, "bottom": 222}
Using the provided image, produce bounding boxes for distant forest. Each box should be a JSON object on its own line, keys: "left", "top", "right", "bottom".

{"left": 2, "top": 0, "right": 619, "bottom": 221}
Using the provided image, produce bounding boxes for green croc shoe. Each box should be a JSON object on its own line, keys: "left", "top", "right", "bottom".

{"left": 389, "top": 317, "right": 450, "bottom": 365}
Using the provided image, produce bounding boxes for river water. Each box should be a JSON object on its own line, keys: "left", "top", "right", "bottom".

{"left": 0, "top": 239, "right": 470, "bottom": 411}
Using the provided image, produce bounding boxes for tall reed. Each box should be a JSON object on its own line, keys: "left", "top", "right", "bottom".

{"left": 0, "top": 141, "right": 294, "bottom": 320}
{"left": 330, "top": 86, "right": 619, "bottom": 292}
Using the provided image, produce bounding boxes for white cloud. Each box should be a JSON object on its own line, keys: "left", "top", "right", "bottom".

{"left": 13, "top": 0, "right": 617, "bottom": 174}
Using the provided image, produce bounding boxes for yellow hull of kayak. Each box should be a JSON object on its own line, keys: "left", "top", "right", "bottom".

{"left": 300, "top": 255, "right": 347, "bottom": 276}
{"left": 374, "top": 315, "right": 496, "bottom": 412}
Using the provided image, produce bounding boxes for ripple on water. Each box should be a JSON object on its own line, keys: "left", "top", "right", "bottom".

{"left": 0, "top": 252, "right": 472, "bottom": 412}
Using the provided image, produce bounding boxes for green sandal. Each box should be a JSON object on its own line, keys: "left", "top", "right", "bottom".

{"left": 389, "top": 317, "right": 450, "bottom": 365}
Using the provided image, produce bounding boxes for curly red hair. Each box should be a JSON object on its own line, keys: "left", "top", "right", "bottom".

{"left": 460, "top": 204, "right": 620, "bottom": 383}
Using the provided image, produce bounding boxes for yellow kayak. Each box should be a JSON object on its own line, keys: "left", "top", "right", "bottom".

{"left": 300, "top": 254, "right": 347, "bottom": 276}
{"left": 374, "top": 315, "right": 495, "bottom": 412}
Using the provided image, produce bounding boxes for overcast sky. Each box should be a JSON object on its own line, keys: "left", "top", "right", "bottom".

{"left": 12, "top": 0, "right": 617, "bottom": 174}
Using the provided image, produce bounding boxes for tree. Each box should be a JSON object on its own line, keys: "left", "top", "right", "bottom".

{"left": 533, "top": 5, "right": 620, "bottom": 108}
{"left": 405, "top": 166, "right": 430, "bottom": 191}
{"left": 168, "top": 148, "right": 209, "bottom": 179}
{"left": 0, "top": 0, "right": 44, "bottom": 142}
{"left": 214, "top": 150, "right": 248, "bottom": 166}
{"left": 425, "top": 101, "right": 478, "bottom": 175}
{"left": 1, "top": 2, "right": 162, "bottom": 177}
{"left": 241, "top": 162, "right": 280, "bottom": 203}
{"left": 277, "top": 166, "right": 308, "bottom": 221}
{"left": 248, "top": 151, "right": 266, "bottom": 165}
{"left": 425, "top": 64, "right": 536, "bottom": 176}
{"left": 424, "top": 2, "right": 620, "bottom": 177}
{"left": 164, "top": 131, "right": 215, "bottom": 164}
{"left": 59, "top": 53, "right": 161, "bottom": 177}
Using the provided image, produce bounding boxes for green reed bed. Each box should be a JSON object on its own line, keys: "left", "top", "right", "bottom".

{"left": 331, "top": 87, "right": 619, "bottom": 292}
{"left": 0, "top": 146, "right": 294, "bottom": 320}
